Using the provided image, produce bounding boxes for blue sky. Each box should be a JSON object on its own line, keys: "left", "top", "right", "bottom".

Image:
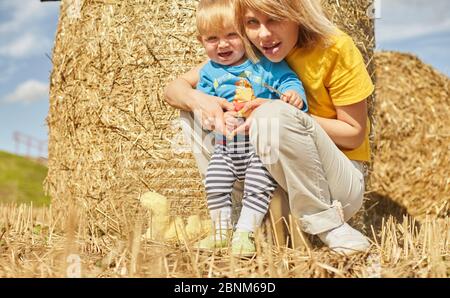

{"left": 0, "top": 0, "right": 449, "bottom": 157}
{"left": 0, "top": 0, "right": 59, "bottom": 157}
{"left": 376, "top": 0, "right": 450, "bottom": 76}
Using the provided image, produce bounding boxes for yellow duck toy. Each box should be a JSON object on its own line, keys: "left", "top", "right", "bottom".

{"left": 140, "top": 191, "right": 211, "bottom": 242}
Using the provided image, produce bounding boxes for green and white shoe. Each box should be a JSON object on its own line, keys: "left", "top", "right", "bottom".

{"left": 231, "top": 231, "right": 256, "bottom": 257}
{"left": 193, "top": 230, "right": 232, "bottom": 252}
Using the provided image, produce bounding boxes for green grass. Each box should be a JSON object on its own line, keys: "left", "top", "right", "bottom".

{"left": 0, "top": 151, "right": 50, "bottom": 206}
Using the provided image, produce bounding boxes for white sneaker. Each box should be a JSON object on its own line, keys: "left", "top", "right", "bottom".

{"left": 318, "top": 223, "right": 370, "bottom": 255}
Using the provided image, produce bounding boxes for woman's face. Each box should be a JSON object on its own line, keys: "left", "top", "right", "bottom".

{"left": 243, "top": 8, "right": 299, "bottom": 62}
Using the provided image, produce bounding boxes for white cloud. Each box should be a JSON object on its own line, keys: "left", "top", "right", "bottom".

{"left": 376, "top": 0, "right": 450, "bottom": 43}
{"left": 3, "top": 80, "right": 49, "bottom": 104}
{"left": 375, "top": 0, "right": 450, "bottom": 76}
{"left": 377, "top": 19, "right": 450, "bottom": 43}
{"left": 0, "top": 0, "right": 58, "bottom": 60}
{"left": 0, "top": 0, "right": 55, "bottom": 35}
{"left": 0, "top": 33, "right": 51, "bottom": 58}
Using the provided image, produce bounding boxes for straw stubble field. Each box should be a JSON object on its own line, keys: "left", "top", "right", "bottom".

{"left": 0, "top": 188, "right": 448, "bottom": 278}
{"left": 0, "top": 0, "right": 448, "bottom": 277}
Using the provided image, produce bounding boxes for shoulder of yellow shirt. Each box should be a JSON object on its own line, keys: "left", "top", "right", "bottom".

{"left": 326, "top": 29, "right": 356, "bottom": 56}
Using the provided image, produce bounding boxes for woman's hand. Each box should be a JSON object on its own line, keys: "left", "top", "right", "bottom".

{"left": 224, "top": 110, "right": 240, "bottom": 134}
{"left": 228, "top": 98, "right": 270, "bottom": 138}
{"left": 281, "top": 90, "right": 304, "bottom": 109}
{"left": 163, "top": 60, "right": 235, "bottom": 135}
{"left": 191, "top": 92, "right": 235, "bottom": 135}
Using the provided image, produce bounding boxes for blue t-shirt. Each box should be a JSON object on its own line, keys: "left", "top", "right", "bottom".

{"left": 197, "top": 56, "right": 308, "bottom": 112}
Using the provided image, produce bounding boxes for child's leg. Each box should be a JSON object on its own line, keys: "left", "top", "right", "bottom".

{"left": 235, "top": 153, "right": 278, "bottom": 232}
{"left": 179, "top": 111, "right": 245, "bottom": 206}
{"left": 205, "top": 145, "right": 237, "bottom": 232}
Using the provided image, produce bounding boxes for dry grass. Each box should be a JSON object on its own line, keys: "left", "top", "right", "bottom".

{"left": 0, "top": 203, "right": 448, "bottom": 278}
{"left": 370, "top": 52, "right": 449, "bottom": 220}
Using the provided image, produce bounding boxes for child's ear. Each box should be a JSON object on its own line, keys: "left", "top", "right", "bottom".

{"left": 197, "top": 35, "right": 203, "bottom": 43}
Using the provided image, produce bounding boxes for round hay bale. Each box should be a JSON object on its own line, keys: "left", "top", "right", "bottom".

{"left": 46, "top": 0, "right": 376, "bottom": 237}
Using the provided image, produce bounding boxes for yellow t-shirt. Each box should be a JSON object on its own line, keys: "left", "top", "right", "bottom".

{"left": 286, "top": 31, "right": 374, "bottom": 161}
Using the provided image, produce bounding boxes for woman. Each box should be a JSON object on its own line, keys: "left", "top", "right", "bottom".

{"left": 164, "top": 0, "right": 373, "bottom": 255}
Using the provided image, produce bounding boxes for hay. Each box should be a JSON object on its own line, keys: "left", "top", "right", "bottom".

{"left": 370, "top": 51, "right": 449, "bottom": 219}
{"left": 46, "top": 0, "right": 206, "bottom": 232}
{"left": 0, "top": 203, "right": 448, "bottom": 277}
{"left": 45, "top": 0, "right": 376, "bottom": 238}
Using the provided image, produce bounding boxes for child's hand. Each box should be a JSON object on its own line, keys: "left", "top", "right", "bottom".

{"left": 281, "top": 90, "right": 304, "bottom": 109}
{"left": 224, "top": 111, "right": 240, "bottom": 133}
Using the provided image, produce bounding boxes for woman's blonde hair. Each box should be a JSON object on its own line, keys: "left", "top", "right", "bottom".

{"left": 196, "top": 0, "right": 238, "bottom": 37}
{"left": 234, "top": 0, "right": 337, "bottom": 61}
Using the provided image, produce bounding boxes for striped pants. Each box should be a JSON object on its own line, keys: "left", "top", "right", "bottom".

{"left": 205, "top": 135, "right": 278, "bottom": 231}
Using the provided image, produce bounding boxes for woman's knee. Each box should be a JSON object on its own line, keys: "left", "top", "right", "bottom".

{"left": 249, "top": 101, "right": 310, "bottom": 150}
{"left": 251, "top": 101, "right": 298, "bottom": 125}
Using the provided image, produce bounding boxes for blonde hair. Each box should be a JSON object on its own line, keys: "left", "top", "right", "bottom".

{"left": 196, "top": 0, "right": 237, "bottom": 37}
{"left": 234, "top": 0, "right": 337, "bottom": 61}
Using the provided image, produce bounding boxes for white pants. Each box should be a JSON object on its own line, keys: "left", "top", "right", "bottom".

{"left": 180, "top": 101, "right": 365, "bottom": 235}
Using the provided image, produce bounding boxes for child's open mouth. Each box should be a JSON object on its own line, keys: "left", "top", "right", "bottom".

{"left": 218, "top": 51, "right": 233, "bottom": 58}
{"left": 262, "top": 42, "right": 282, "bottom": 55}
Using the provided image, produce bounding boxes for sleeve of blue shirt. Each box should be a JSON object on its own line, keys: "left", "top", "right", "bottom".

{"left": 197, "top": 64, "right": 216, "bottom": 96}
{"left": 271, "top": 60, "right": 308, "bottom": 112}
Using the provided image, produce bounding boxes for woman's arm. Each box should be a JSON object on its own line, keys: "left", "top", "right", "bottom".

{"left": 164, "top": 63, "right": 204, "bottom": 111}
{"left": 164, "top": 62, "right": 234, "bottom": 134}
{"left": 311, "top": 99, "right": 368, "bottom": 150}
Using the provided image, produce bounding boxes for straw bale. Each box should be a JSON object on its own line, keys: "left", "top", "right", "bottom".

{"left": 45, "top": 0, "right": 375, "bottom": 236}
{"left": 371, "top": 51, "right": 449, "bottom": 219}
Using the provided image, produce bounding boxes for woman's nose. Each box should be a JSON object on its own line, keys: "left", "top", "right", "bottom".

{"left": 259, "top": 24, "right": 272, "bottom": 39}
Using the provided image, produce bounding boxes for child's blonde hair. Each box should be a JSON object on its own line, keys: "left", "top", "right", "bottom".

{"left": 234, "top": 0, "right": 337, "bottom": 61}
{"left": 196, "top": 0, "right": 237, "bottom": 37}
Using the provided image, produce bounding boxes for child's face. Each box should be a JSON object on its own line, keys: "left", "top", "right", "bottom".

{"left": 199, "top": 28, "right": 246, "bottom": 66}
